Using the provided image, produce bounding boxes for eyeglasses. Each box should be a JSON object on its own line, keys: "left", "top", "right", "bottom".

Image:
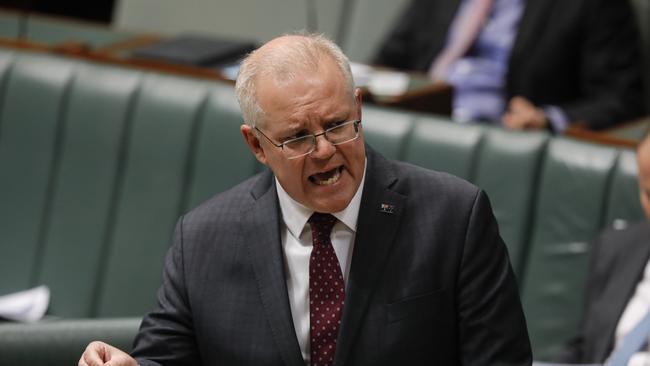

{"left": 255, "top": 120, "right": 361, "bottom": 159}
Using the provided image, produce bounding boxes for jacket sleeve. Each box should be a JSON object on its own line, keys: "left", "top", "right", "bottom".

{"left": 131, "top": 216, "right": 202, "bottom": 366}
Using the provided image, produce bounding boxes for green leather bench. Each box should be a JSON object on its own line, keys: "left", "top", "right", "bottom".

{"left": 0, "top": 47, "right": 645, "bottom": 364}
{"left": 0, "top": 9, "right": 135, "bottom": 48}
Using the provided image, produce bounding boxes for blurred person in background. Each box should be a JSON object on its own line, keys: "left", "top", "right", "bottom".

{"left": 556, "top": 126, "right": 650, "bottom": 365}
{"left": 374, "top": 0, "right": 646, "bottom": 133}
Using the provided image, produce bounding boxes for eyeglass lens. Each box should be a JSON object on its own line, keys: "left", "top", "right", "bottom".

{"left": 283, "top": 121, "right": 358, "bottom": 158}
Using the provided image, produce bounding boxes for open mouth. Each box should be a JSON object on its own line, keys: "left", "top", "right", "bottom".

{"left": 309, "top": 166, "right": 343, "bottom": 186}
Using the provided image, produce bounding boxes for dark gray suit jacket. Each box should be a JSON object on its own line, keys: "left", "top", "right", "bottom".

{"left": 373, "top": 0, "right": 646, "bottom": 130}
{"left": 131, "top": 147, "right": 531, "bottom": 365}
{"left": 557, "top": 221, "right": 650, "bottom": 363}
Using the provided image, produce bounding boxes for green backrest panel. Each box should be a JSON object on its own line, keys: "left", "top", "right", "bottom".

{"left": 361, "top": 106, "right": 414, "bottom": 159}
{"left": 185, "top": 83, "right": 258, "bottom": 210}
{"left": 0, "top": 12, "right": 132, "bottom": 48}
{"left": 403, "top": 116, "right": 483, "bottom": 181}
{"left": 0, "top": 48, "right": 13, "bottom": 70}
{"left": 25, "top": 16, "right": 132, "bottom": 48}
{"left": 115, "top": 0, "right": 344, "bottom": 45}
{"left": 340, "top": 0, "right": 411, "bottom": 62}
{"left": 0, "top": 49, "right": 15, "bottom": 120}
{"left": 35, "top": 64, "right": 142, "bottom": 317}
{"left": 0, "top": 11, "right": 19, "bottom": 38}
{"left": 95, "top": 74, "right": 209, "bottom": 317}
{"left": 605, "top": 149, "right": 645, "bottom": 227}
{"left": 0, "top": 317, "right": 140, "bottom": 366}
{"left": 0, "top": 54, "right": 75, "bottom": 295}
{"left": 473, "top": 129, "right": 549, "bottom": 277}
{"left": 521, "top": 138, "right": 619, "bottom": 360}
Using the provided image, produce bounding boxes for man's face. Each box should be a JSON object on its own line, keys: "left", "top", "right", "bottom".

{"left": 638, "top": 139, "right": 650, "bottom": 219}
{"left": 241, "top": 59, "right": 366, "bottom": 213}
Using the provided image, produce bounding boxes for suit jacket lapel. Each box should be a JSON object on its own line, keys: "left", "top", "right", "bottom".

{"left": 242, "top": 170, "right": 305, "bottom": 366}
{"left": 595, "top": 231, "right": 650, "bottom": 361}
{"left": 334, "top": 148, "right": 406, "bottom": 366}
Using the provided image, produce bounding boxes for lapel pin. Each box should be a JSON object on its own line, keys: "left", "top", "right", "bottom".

{"left": 379, "top": 203, "right": 395, "bottom": 214}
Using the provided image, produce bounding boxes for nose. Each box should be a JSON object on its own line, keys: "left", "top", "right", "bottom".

{"left": 310, "top": 134, "right": 336, "bottom": 159}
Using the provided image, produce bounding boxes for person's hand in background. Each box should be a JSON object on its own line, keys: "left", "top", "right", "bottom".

{"left": 502, "top": 96, "right": 548, "bottom": 130}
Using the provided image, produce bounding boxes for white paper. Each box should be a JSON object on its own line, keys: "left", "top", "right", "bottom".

{"left": 350, "top": 62, "right": 373, "bottom": 88}
{"left": 220, "top": 62, "right": 240, "bottom": 81}
{"left": 350, "top": 62, "right": 410, "bottom": 97}
{"left": 0, "top": 285, "right": 50, "bottom": 322}
{"left": 367, "top": 70, "right": 410, "bottom": 97}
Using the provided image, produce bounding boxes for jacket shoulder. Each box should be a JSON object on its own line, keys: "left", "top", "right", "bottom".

{"left": 182, "top": 171, "right": 271, "bottom": 227}
{"left": 596, "top": 221, "right": 650, "bottom": 245}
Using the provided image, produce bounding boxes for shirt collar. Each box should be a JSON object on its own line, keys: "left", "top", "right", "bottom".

{"left": 275, "top": 159, "right": 367, "bottom": 238}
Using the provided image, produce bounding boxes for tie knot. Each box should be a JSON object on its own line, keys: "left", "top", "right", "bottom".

{"left": 308, "top": 212, "right": 337, "bottom": 242}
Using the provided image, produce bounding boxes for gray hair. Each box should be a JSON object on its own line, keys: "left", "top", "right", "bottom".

{"left": 235, "top": 32, "right": 355, "bottom": 128}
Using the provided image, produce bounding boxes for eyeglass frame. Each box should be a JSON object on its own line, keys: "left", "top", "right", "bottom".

{"left": 254, "top": 119, "right": 362, "bottom": 159}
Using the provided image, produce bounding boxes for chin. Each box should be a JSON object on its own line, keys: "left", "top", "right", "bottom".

{"left": 310, "top": 197, "right": 351, "bottom": 214}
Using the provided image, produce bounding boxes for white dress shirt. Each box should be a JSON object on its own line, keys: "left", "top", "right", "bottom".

{"left": 275, "top": 161, "right": 366, "bottom": 365}
{"left": 611, "top": 260, "right": 650, "bottom": 365}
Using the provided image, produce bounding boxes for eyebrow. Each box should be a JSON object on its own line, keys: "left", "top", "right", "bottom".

{"left": 273, "top": 120, "right": 303, "bottom": 134}
{"left": 276, "top": 111, "right": 353, "bottom": 136}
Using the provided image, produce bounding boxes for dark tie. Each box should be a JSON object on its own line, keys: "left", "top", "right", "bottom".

{"left": 308, "top": 212, "right": 345, "bottom": 366}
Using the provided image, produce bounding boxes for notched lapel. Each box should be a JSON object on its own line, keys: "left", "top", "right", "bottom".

{"left": 596, "top": 230, "right": 650, "bottom": 361}
{"left": 334, "top": 151, "right": 406, "bottom": 366}
{"left": 242, "top": 173, "right": 305, "bottom": 366}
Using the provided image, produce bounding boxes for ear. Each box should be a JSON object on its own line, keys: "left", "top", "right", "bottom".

{"left": 241, "top": 124, "right": 268, "bottom": 165}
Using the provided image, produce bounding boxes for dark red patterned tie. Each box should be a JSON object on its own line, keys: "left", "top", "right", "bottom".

{"left": 308, "top": 212, "right": 345, "bottom": 366}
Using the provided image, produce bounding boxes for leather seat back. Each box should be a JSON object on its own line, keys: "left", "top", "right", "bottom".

{"left": 403, "top": 115, "right": 483, "bottom": 181}
{"left": 0, "top": 51, "right": 76, "bottom": 296}
{"left": 185, "top": 85, "right": 263, "bottom": 210}
{"left": 473, "top": 129, "right": 549, "bottom": 276}
{"left": 521, "top": 138, "right": 619, "bottom": 359}
{"left": 605, "top": 149, "right": 646, "bottom": 227}
{"left": 95, "top": 74, "right": 210, "bottom": 317}
{"left": 35, "top": 64, "right": 141, "bottom": 317}
{"left": 360, "top": 106, "right": 414, "bottom": 160}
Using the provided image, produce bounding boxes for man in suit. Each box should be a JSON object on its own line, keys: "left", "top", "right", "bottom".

{"left": 556, "top": 126, "right": 650, "bottom": 364}
{"left": 374, "top": 0, "right": 646, "bottom": 132}
{"left": 79, "top": 33, "right": 531, "bottom": 366}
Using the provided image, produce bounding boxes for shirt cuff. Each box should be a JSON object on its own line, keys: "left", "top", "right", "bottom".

{"left": 542, "top": 105, "right": 570, "bottom": 133}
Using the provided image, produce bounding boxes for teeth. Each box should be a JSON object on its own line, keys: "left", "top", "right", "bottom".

{"left": 315, "top": 168, "right": 341, "bottom": 186}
